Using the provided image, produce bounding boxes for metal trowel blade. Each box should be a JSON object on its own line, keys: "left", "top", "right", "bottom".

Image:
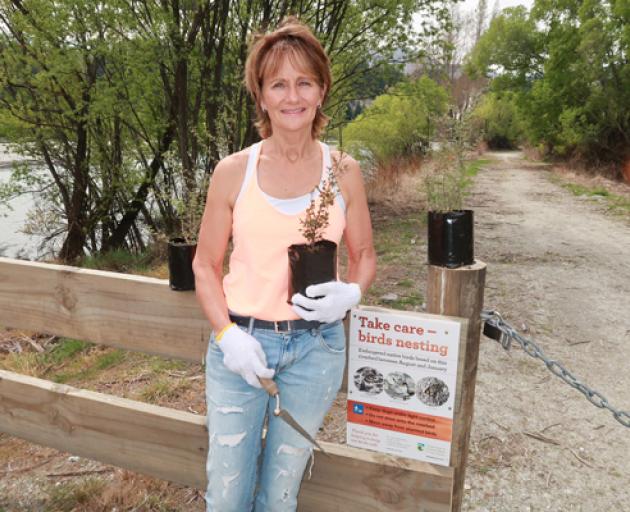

{"left": 276, "top": 409, "right": 329, "bottom": 457}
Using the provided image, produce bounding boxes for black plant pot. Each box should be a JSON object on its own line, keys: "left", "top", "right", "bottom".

{"left": 288, "top": 239, "right": 337, "bottom": 302}
{"left": 168, "top": 238, "right": 197, "bottom": 291}
{"left": 427, "top": 210, "right": 474, "bottom": 269}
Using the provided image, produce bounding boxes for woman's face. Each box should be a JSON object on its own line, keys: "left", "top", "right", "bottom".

{"left": 260, "top": 57, "right": 324, "bottom": 136}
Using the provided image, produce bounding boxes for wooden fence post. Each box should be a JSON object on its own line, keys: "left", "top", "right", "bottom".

{"left": 426, "top": 261, "right": 486, "bottom": 512}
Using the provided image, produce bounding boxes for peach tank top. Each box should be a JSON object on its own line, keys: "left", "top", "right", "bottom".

{"left": 223, "top": 140, "right": 346, "bottom": 321}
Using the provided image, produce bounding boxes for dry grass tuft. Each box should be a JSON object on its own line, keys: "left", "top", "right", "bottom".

{"left": 554, "top": 165, "right": 630, "bottom": 198}
{"left": 364, "top": 155, "right": 426, "bottom": 211}
{"left": 39, "top": 470, "right": 206, "bottom": 511}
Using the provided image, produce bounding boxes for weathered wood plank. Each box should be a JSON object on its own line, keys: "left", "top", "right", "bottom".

{"left": 0, "top": 369, "right": 209, "bottom": 488}
{"left": 0, "top": 370, "right": 453, "bottom": 511}
{"left": 299, "top": 443, "right": 453, "bottom": 512}
{"left": 0, "top": 258, "right": 209, "bottom": 362}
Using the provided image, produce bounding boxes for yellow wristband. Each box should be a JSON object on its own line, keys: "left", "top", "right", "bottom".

{"left": 215, "top": 322, "right": 235, "bottom": 342}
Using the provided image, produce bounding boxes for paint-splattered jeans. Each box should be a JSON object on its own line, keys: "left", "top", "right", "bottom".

{"left": 204, "top": 319, "right": 346, "bottom": 512}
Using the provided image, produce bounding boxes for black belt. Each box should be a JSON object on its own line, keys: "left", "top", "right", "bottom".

{"left": 229, "top": 314, "right": 323, "bottom": 333}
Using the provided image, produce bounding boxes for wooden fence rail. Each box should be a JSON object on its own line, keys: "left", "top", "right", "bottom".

{"left": 0, "top": 258, "right": 454, "bottom": 511}
{"left": 0, "top": 258, "right": 209, "bottom": 362}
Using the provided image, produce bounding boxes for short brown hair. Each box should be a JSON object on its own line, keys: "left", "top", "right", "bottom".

{"left": 245, "top": 17, "right": 332, "bottom": 140}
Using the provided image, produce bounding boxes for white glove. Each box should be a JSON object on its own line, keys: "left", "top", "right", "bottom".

{"left": 218, "top": 324, "right": 275, "bottom": 388}
{"left": 291, "top": 281, "right": 361, "bottom": 323}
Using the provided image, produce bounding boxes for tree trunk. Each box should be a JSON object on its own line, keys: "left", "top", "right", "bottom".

{"left": 101, "top": 124, "right": 176, "bottom": 251}
{"left": 203, "top": 0, "right": 229, "bottom": 171}
{"left": 58, "top": 65, "right": 94, "bottom": 263}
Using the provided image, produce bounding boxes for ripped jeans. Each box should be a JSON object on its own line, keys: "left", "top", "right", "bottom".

{"left": 204, "top": 320, "right": 346, "bottom": 512}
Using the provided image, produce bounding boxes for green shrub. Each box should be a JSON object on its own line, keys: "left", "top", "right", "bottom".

{"left": 343, "top": 76, "right": 448, "bottom": 166}
{"left": 471, "top": 92, "right": 524, "bottom": 149}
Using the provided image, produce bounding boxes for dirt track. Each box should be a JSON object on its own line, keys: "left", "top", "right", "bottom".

{"left": 463, "top": 152, "right": 630, "bottom": 511}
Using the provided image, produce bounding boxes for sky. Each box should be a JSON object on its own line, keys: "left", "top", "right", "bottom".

{"left": 412, "top": 0, "right": 535, "bottom": 34}
{"left": 411, "top": 0, "right": 535, "bottom": 53}
{"left": 413, "top": 0, "right": 535, "bottom": 67}
{"left": 458, "top": 0, "right": 534, "bottom": 14}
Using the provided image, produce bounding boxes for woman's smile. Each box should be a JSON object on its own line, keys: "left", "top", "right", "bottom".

{"left": 281, "top": 107, "right": 306, "bottom": 115}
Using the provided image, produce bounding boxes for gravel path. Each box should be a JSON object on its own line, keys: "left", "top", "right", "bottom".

{"left": 463, "top": 152, "right": 630, "bottom": 512}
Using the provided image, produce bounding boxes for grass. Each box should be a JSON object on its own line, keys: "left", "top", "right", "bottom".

{"left": 37, "top": 469, "right": 198, "bottom": 511}
{"left": 0, "top": 332, "right": 196, "bottom": 391}
{"left": 563, "top": 183, "right": 610, "bottom": 197}
{"left": 460, "top": 158, "right": 493, "bottom": 198}
{"left": 0, "top": 338, "right": 92, "bottom": 377}
{"left": 386, "top": 291, "right": 424, "bottom": 310}
{"left": 362, "top": 207, "right": 426, "bottom": 310}
{"left": 365, "top": 283, "right": 423, "bottom": 310}
{"left": 609, "top": 194, "right": 630, "bottom": 214}
{"left": 50, "top": 352, "right": 107, "bottom": 384}
{"left": 148, "top": 357, "right": 189, "bottom": 374}
{"left": 373, "top": 216, "right": 424, "bottom": 260}
{"left": 47, "top": 477, "right": 106, "bottom": 511}
{"left": 138, "top": 377, "right": 192, "bottom": 403}
{"left": 372, "top": 218, "right": 423, "bottom": 265}
{"left": 48, "top": 338, "right": 91, "bottom": 365}
{"left": 79, "top": 248, "right": 162, "bottom": 275}
{"left": 465, "top": 159, "right": 493, "bottom": 177}
{"left": 94, "top": 348, "right": 127, "bottom": 370}
{"left": 51, "top": 348, "right": 129, "bottom": 384}
{"left": 560, "top": 181, "right": 630, "bottom": 215}
{"left": 141, "top": 496, "right": 181, "bottom": 512}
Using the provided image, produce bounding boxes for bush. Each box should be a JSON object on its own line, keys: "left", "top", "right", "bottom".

{"left": 343, "top": 76, "right": 449, "bottom": 166}
{"left": 471, "top": 92, "right": 524, "bottom": 149}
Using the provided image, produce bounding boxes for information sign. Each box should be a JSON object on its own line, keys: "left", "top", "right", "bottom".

{"left": 347, "top": 306, "right": 465, "bottom": 466}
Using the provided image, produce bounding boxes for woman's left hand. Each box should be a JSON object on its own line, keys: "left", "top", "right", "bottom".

{"left": 291, "top": 281, "right": 361, "bottom": 323}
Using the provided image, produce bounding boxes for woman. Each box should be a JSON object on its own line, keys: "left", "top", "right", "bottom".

{"left": 193, "top": 17, "right": 376, "bottom": 512}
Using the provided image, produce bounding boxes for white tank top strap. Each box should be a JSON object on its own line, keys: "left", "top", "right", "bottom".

{"left": 235, "top": 141, "right": 262, "bottom": 205}
{"left": 319, "top": 141, "right": 332, "bottom": 187}
{"left": 318, "top": 141, "right": 346, "bottom": 212}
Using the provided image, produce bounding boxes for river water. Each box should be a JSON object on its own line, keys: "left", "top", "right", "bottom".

{"left": 0, "top": 143, "right": 44, "bottom": 260}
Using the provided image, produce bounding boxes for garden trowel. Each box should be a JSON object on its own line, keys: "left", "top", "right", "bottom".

{"left": 259, "top": 377, "right": 329, "bottom": 457}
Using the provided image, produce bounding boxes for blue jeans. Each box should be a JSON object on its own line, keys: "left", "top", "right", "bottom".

{"left": 204, "top": 320, "right": 346, "bottom": 512}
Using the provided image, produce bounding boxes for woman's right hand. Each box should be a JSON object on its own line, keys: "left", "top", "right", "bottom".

{"left": 218, "top": 325, "right": 275, "bottom": 388}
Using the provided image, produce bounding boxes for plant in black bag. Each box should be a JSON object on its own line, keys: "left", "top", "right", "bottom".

{"left": 425, "top": 118, "right": 475, "bottom": 269}
{"left": 166, "top": 173, "right": 208, "bottom": 291}
{"left": 287, "top": 153, "right": 345, "bottom": 302}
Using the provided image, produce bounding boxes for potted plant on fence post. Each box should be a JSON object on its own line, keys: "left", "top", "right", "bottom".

{"left": 167, "top": 179, "right": 207, "bottom": 291}
{"left": 287, "top": 156, "right": 343, "bottom": 302}
{"left": 168, "top": 234, "right": 197, "bottom": 292}
{"left": 425, "top": 142, "right": 474, "bottom": 269}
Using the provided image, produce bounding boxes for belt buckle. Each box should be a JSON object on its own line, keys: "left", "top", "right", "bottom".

{"left": 274, "top": 320, "right": 291, "bottom": 334}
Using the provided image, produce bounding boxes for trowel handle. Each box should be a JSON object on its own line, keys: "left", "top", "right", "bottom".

{"left": 259, "top": 377, "right": 279, "bottom": 397}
